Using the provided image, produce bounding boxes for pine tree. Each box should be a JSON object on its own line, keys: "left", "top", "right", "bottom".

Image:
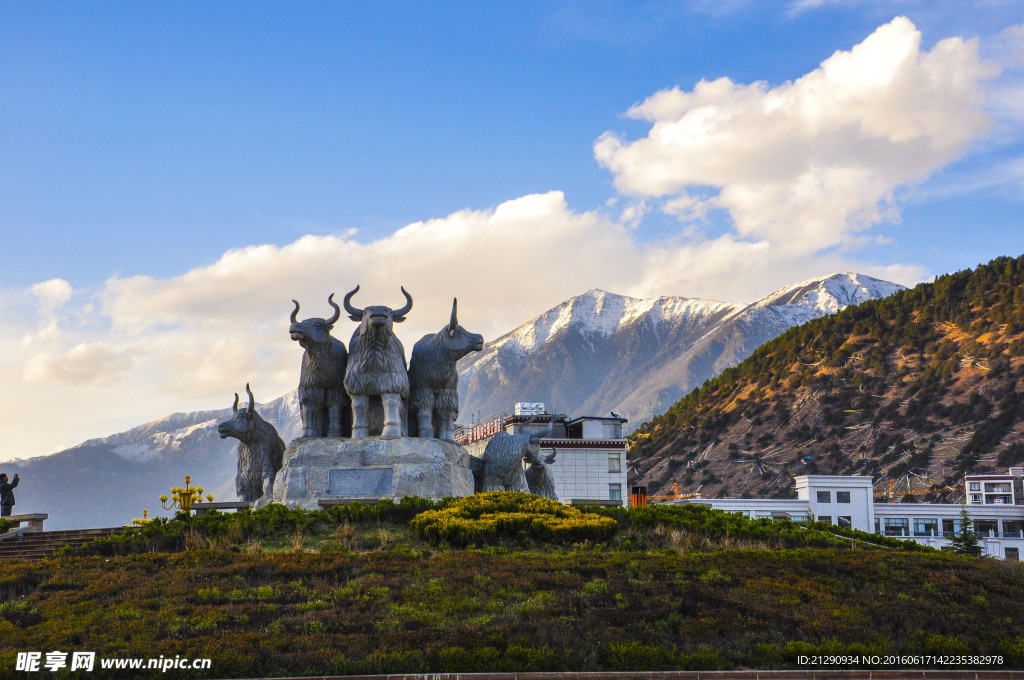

{"left": 948, "top": 506, "right": 982, "bottom": 557}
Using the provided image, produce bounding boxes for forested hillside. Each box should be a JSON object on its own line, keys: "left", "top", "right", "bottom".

{"left": 629, "top": 255, "right": 1024, "bottom": 500}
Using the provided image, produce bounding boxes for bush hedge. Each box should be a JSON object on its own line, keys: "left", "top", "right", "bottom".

{"left": 410, "top": 492, "right": 619, "bottom": 545}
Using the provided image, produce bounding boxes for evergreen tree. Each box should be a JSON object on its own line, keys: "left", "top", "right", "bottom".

{"left": 948, "top": 506, "right": 983, "bottom": 557}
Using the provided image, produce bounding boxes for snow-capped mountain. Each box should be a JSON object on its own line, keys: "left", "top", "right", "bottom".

{"left": 457, "top": 273, "right": 905, "bottom": 427}
{"left": 5, "top": 272, "right": 902, "bottom": 530}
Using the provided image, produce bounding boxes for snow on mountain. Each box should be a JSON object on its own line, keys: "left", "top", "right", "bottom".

{"left": 457, "top": 274, "right": 905, "bottom": 427}
{"left": 113, "top": 420, "right": 218, "bottom": 464}
{"left": 463, "top": 289, "right": 741, "bottom": 381}
{"left": 750, "top": 272, "right": 906, "bottom": 319}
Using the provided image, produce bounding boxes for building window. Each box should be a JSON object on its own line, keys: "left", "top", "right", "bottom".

{"left": 968, "top": 482, "right": 980, "bottom": 491}
{"left": 837, "top": 516, "right": 851, "bottom": 528}
{"left": 942, "top": 518, "right": 962, "bottom": 536}
{"left": 974, "top": 519, "right": 998, "bottom": 537}
{"left": 1003, "top": 520, "right": 1024, "bottom": 538}
{"left": 816, "top": 491, "right": 831, "bottom": 503}
{"left": 913, "top": 518, "right": 938, "bottom": 537}
{"left": 1006, "top": 547, "right": 1020, "bottom": 561}
{"left": 969, "top": 494, "right": 982, "bottom": 504}
{"left": 836, "top": 491, "right": 851, "bottom": 504}
{"left": 819, "top": 516, "right": 832, "bottom": 525}
{"left": 609, "top": 484, "right": 621, "bottom": 501}
{"left": 608, "top": 453, "right": 621, "bottom": 473}
{"left": 984, "top": 483, "right": 1011, "bottom": 493}
{"left": 884, "top": 518, "right": 909, "bottom": 536}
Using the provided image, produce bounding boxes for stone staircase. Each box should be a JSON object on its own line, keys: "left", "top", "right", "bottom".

{"left": 0, "top": 527, "right": 129, "bottom": 561}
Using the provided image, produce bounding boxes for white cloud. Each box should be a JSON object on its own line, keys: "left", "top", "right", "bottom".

{"left": 986, "top": 24, "right": 1024, "bottom": 127}
{"left": 594, "top": 17, "right": 998, "bottom": 254}
{"left": 786, "top": 0, "right": 860, "bottom": 17}
{"left": 84, "top": 192, "right": 648, "bottom": 403}
{"left": 22, "top": 342, "right": 131, "bottom": 385}
{"left": 20, "top": 278, "right": 74, "bottom": 348}
{"left": 99, "top": 192, "right": 637, "bottom": 342}
{"left": 31, "top": 278, "right": 72, "bottom": 313}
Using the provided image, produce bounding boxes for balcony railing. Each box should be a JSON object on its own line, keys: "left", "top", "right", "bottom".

{"left": 880, "top": 530, "right": 1024, "bottom": 539}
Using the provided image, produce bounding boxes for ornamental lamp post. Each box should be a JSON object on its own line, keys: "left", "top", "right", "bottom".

{"left": 130, "top": 510, "right": 151, "bottom": 527}
{"left": 159, "top": 475, "right": 215, "bottom": 514}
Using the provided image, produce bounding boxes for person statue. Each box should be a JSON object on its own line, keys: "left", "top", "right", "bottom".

{"left": 0, "top": 473, "right": 19, "bottom": 517}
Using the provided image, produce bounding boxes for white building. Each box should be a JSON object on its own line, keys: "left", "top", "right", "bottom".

{"left": 456, "top": 406, "right": 630, "bottom": 506}
{"left": 664, "top": 470, "right": 1024, "bottom": 560}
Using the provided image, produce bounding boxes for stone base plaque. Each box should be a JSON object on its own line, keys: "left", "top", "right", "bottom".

{"left": 269, "top": 436, "right": 475, "bottom": 510}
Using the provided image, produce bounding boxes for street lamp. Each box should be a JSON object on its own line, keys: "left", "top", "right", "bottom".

{"left": 130, "top": 510, "right": 152, "bottom": 527}
{"left": 159, "top": 475, "right": 215, "bottom": 514}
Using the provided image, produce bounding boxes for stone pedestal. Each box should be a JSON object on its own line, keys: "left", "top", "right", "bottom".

{"left": 270, "top": 436, "right": 475, "bottom": 510}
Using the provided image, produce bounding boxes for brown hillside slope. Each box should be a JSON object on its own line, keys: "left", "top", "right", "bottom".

{"left": 629, "top": 254, "right": 1024, "bottom": 502}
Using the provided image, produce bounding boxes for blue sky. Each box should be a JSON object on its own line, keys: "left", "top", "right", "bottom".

{"left": 0, "top": 1, "right": 1022, "bottom": 461}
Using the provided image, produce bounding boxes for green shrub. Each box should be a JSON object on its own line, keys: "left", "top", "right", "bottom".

{"left": 410, "top": 492, "right": 618, "bottom": 545}
{"left": 604, "top": 640, "right": 676, "bottom": 670}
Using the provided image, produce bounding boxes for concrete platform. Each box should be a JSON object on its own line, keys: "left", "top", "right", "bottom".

{"left": 270, "top": 436, "right": 475, "bottom": 510}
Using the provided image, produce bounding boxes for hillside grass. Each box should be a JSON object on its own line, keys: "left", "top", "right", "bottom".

{"left": 1, "top": 494, "right": 1020, "bottom": 677}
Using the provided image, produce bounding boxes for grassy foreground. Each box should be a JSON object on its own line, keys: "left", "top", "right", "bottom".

{"left": 1, "top": 494, "right": 1022, "bottom": 678}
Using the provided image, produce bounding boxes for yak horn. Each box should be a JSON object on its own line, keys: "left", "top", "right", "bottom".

{"left": 343, "top": 286, "right": 363, "bottom": 319}
{"left": 530, "top": 420, "right": 554, "bottom": 443}
{"left": 325, "top": 293, "right": 341, "bottom": 326}
{"left": 448, "top": 298, "right": 458, "bottom": 335}
{"left": 393, "top": 286, "right": 413, "bottom": 320}
{"left": 246, "top": 383, "right": 255, "bottom": 416}
{"left": 232, "top": 393, "right": 239, "bottom": 413}
{"left": 290, "top": 300, "right": 300, "bottom": 324}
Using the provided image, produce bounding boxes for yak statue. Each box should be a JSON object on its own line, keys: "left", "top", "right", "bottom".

{"left": 289, "top": 294, "right": 351, "bottom": 438}
{"left": 343, "top": 285, "right": 413, "bottom": 439}
{"left": 217, "top": 384, "right": 286, "bottom": 502}
{"left": 408, "top": 298, "right": 484, "bottom": 441}
{"left": 525, "top": 447, "right": 558, "bottom": 500}
{"left": 478, "top": 419, "right": 554, "bottom": 493}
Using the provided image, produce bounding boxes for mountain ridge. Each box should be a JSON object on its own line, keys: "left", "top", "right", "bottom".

{"left": 628, "top": 254, "right": 1024, "bottom": 503}
{"left": 457, "top": 273, "right": 904, "bottom": 425}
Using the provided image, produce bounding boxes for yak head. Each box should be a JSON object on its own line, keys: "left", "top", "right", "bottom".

{"left": 521, "top": 418, "right": 555, "bottom": 459}
{"left": 443, "top": 298, "right": 484, "bottom": 359}
{"left": 527, "top": 447, "right": 557, "bottom": 469}
{"left": 344, "top": 285, "right": 413, "bottom": 338}
{"left": 289, "top": 294, "right": 341, "bottom": 349}
{"left": 218, "top": 383, "right": 257, "bottom": 440}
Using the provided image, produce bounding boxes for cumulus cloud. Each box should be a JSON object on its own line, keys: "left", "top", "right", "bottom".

{"left": 83, "top": 193, "right": 648, "bottom": 402}
{"left": 19, "top": 278, "right": 74, "bottom": 347}
{"left": 100, "top": 192, "right": 636, "bottom": 340}
{"left": 31, "top": 278, "right": 72, "bottom": 313}
{"left": 594, "top": 17, "right": 998, "bottom": 254}
{"left": 22, "top": 342, "right": 131, "bottom": 385}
